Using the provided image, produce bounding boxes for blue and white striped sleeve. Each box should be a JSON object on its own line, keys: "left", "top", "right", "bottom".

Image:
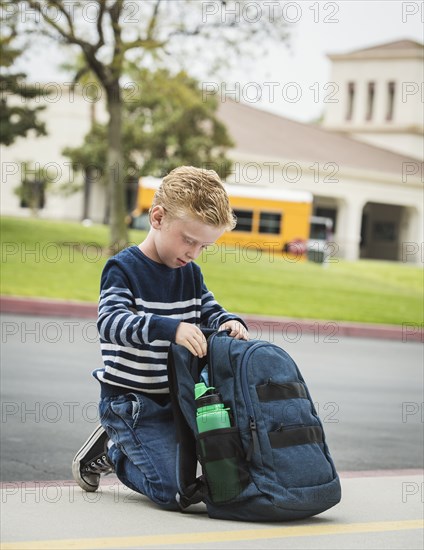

{"left": 97, "top": 263, "right": 180, "bottom": 346}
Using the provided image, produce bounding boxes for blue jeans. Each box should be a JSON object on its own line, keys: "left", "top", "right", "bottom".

{"left": 99, "top": 390, "right": 179, "bottom": 510}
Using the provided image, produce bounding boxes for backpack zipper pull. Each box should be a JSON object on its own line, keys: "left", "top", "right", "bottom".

{"left": 246, "top": 417, "right": 259, "bottom": 462}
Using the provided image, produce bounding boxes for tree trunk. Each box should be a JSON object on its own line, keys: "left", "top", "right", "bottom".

{"left": 81, "top": 103, "right": 97, "bottom": 222}
{"left": 82, "top": 167, "right": 94, "bottom": 221}
{"left": 103, "top": 191, "right": 110, "bottom": 226}
{"left": 106, "top": 81, "right": 128, "bottom": 254}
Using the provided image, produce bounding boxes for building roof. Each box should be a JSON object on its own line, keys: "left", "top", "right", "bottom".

{"left": 328, "top": 39, "right": 424, "bottom": 60}
{"left": 358, "top": 39, "right": 424, "bottom": 51}
{"left": 217, "top": 100, "right": 418, "bottom": 177}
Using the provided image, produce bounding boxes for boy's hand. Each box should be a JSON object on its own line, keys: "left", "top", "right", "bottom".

{"left": 175, "top": 322, "right": 207, "bottom": 357}
{"left": 218, "top": 320, "right": 250, "bottom": 340}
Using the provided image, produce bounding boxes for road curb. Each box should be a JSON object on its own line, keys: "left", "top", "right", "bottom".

{"left": 1, "top": 295, "right": 97, "bottom": 319}
{"left": 1, "top": 295, "right": 422, "bottom": 342}
{"left": 241, "top": 314, "right": 423, "bottom": 343}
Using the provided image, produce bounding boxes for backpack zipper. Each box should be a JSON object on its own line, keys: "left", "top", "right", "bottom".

{"left": 208, "top": 336, "right": 276, "bottom": 462}
{"left": 240, "top": 341, "right": 293, "bottom": 461}
{"left": 239, "top": 342, "right": 265, "bottom": 461}
{"left": 246, "top": 416, "right": 259, "bottom": 462}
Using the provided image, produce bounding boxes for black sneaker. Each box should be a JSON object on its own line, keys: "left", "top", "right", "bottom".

{"left": 72, "top": 425, "right": 114, "bottom": 492}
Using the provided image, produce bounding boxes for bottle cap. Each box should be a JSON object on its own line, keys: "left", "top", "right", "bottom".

{"left": 195, "top": 382, "right": 215, "bottom": 400}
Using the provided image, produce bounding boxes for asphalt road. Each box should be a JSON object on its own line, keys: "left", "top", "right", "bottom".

{"left": 1, "top": 313, "right": 423, "bottom": 481}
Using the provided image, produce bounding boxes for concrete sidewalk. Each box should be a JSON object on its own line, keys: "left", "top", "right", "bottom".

{"left": 1, "top": 298, "right": 423, "bottom": 548}
{"left": 1, "top": 470, "right": 423, "bottom": 549}
{"left": 1, "top": 295, "right": 422, "bottom": 342}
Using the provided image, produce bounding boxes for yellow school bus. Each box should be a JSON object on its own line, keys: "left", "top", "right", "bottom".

{"left": 131, "top": 177, "right": 314, "bottom": 254}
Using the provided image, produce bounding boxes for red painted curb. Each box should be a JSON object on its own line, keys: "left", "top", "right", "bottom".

{"left": 0, "top": 295, "right": 97, "bottom": 319}
{"left": 242, "top": 315, "right": 423, "bottom": 343}
{"left": 1, "top": 295, "right": 423, "bottom": 342}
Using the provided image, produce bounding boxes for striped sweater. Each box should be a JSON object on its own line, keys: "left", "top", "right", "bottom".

{"left": 94, "top": 246, "right": 244, "bottom": 394}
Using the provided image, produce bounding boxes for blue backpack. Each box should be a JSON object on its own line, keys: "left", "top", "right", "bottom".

{"left": 167, "top": 330, "right": 341, "bottom": 521}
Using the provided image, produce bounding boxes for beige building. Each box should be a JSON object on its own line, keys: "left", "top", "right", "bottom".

{"left": 1, "top": 85, "right": 109, "bottom": 222}
{"left": 1, "top": 39, "right": 423, "bottom": 263}
{"left": 218, "top": 99, "right": 422, "bottom": 263}
{"left": 322, "top": 39, "right": 423, "bottom": 159}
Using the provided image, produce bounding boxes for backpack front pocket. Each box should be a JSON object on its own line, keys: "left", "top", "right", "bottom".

{"left": 253, "top": 380, "right": 335, "bottom": 489}
{"left": 197, "top": 427, "right": 250, "bottom": 503}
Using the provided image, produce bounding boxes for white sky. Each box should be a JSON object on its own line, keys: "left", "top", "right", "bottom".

{"left": 15, "top": 0, "right": 424, "bottom": 123}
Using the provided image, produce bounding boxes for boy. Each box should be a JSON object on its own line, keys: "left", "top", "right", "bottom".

{"left": 72, "top": 166, "right": 249, "bottom": 510}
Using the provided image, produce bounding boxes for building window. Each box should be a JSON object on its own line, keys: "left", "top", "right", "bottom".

{"left": 366, "top": 82, "right": 375, "bottom": 121}
{"left": 386, "top": 81, "right": 395, "bottom": 121}
{"left": 233, "top": 209, "right": 253, "bottom": 232}
{"left": 346, "top": 82, "right": 355, "bottom": 121}
{"left": 259, "top": 212, "right": 282, "bottom": 234}
{"left": 20, "top": 179, "right": 45, "bottom": 210}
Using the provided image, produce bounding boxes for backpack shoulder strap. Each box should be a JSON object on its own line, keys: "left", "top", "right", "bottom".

{"left": 167, "top": 342, "right": 206, "bottom": 509}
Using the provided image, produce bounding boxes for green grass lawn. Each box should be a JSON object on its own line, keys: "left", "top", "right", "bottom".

{"left": 1, "top": 216, "right": 423, "bottom": 325}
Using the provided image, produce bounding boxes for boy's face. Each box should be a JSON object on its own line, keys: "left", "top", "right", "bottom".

{"left": 150, "top": 207, "right": 225, "bottom": 268}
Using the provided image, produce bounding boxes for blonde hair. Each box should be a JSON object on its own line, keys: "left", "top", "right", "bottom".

{"left": 152, "top": 166, "right": 236, "bottom": 230}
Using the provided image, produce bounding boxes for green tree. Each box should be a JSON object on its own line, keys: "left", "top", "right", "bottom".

{"left": 125, "top": 68, "right": 234, "bottom": 178}
{"left": 60, "top": 54, "right": 106, "bottom": 221}
{"left": 0, "top": 3, "right": 47, "bottom": 145}
{"left": 20, "top": 0, "right": 289, "bottom": 252}
{"left": 63, "top": 67, "right": 234, "bottom": 220}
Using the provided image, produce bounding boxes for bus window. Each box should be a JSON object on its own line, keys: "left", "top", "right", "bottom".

{"left": 233, "top": 209, "right": 254, "bottom": 232}
{"left": 259, "top": 212, "right": 282, "bottom": 234}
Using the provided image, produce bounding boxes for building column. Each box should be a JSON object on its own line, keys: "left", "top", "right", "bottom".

{"left": 399, "top": 206, "right": 424, "bottom": 264}
{"left": 338, "top": 198, "right": 365, "bottom": 261}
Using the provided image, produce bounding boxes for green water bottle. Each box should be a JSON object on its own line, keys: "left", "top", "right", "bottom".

{"left": 195, "top": 383, "right": 231, "bottom": 432}
{"left": 195, "top": 383, "right": 242, "bottom": 503}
